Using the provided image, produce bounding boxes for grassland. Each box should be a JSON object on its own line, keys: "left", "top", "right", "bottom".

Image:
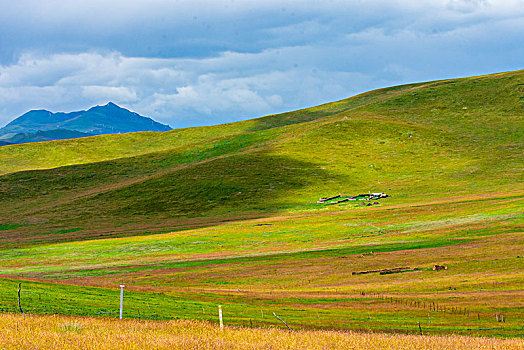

{"left": 0, "top": 70, "right": 522, "bottom": 340}
{"left": 1, "top": 314, "right": 523, "bottom": 350}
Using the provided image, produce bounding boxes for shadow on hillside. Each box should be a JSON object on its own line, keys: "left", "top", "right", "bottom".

{"left": 70, "top": 151, "right": 341, "bottom": 220}
{"left": 0, "top": 151, "right": 343, "bottom": 247}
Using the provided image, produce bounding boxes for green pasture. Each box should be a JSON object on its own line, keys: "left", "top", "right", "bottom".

{"left": 0, "top": 193, "right": 522, "bottom": 336}
{"left": 3, "top": 277, "right": 519, "bottom": 337}
{"left": 0, "top": 192, "right": 520, "bottom": 274}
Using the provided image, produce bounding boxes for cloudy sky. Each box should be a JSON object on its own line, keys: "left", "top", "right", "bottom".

{"left": 0, "top": 0, "right": 523, "bottom": 128}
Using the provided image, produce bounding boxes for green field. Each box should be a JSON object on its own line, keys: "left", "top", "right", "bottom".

{"left": 0, "top": 70, "right": 522, "bottom": 337}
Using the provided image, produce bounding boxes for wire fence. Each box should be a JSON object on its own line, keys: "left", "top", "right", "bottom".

{"left": 0, "top": 281, "right": 512, "bottom": 335}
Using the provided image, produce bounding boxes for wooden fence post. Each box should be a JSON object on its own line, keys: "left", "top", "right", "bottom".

{"left": 18, "top": 283, "right": 24, "bottom": 319}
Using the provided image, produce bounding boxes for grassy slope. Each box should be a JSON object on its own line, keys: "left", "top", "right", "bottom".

{"left": 0, "top": 69, "right": 522, "bottom": 336}
{"left": 0, "top": 79, "right": 420, "bottom": 176}
{"left": 1, "top": 70, "right": 522, "bottom": 245}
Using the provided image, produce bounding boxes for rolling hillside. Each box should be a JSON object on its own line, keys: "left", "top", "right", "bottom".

{"left": 0, "top": 70, "right": 522, "bottom": 336}
{"left": 0, "top": 70, "right": 521, "bottom": 245}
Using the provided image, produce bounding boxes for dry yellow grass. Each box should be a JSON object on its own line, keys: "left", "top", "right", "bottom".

{"left": 0, "top": 314, "right": 522, "bottom": 350}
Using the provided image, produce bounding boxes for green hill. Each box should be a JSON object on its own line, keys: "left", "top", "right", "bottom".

{"left": 0, "top": 70, "right": 522, "bottom": 246}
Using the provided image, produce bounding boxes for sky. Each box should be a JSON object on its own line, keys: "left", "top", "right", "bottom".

{"left": 0, "top": 0, "right": 523, "bottom": 129}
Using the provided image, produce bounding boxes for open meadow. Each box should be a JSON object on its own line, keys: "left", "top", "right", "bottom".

{"left": 0, "top": 70, "right": 522, "bottom": 343}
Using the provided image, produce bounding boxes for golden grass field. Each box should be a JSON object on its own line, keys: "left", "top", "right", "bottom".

{"left": 0, "top": 313, "right": 522, "bottom": 350}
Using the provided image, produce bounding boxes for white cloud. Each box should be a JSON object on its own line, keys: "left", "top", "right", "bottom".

{"left": 81, "top": 86, "right": 138, "bottom": 103}
{"left": 0, "top": 49, "right": 372, "bottom": 127}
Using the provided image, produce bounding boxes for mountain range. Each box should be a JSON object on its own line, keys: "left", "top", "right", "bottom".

{"left": 0, "top": 102, "right": 171, "bottom": 145}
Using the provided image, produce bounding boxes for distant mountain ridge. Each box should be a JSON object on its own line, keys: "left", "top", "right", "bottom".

{"left": 0, "top": 102, "right": 171, "bottom": 144}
